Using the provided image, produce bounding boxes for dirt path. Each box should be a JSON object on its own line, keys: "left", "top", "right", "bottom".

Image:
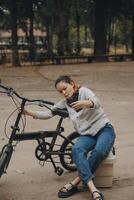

{"left": 0, "top": 62, "right": 134, "bottom": 200}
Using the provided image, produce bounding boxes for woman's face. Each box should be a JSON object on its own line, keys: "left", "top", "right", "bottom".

{"left": 56, "top": 81, "right": 75, "bottom": 99}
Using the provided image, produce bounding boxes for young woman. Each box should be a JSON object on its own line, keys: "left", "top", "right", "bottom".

{"left": 23, "top": 75, "right": 116, "bottom": 200}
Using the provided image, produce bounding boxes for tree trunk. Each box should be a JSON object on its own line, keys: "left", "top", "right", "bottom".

{"left": 76, "top": 11, "right": 80, "bottom": 54}
{"left": 114, "top": 22, "right": 117, "bottom": 55}
{"left": 10, "top": 0, "right": 20, "bottom": 66}
{"left": 46, "top": 24, "right": 53, "bottom": 56}
{"left": 84, "top": 25, "right": 88, "bottom": 44}
{"left": 75, "top": 0, "right": 81, "bottom": 54}
{"left": 57, "top": 14, "right": 66, "bottom": 56}
{"left": 56, "top": 0, "right": 71, "bottom": 55}
{"left": 107, "top": 16, "right": 112, "bottom": 54}
{"left": 28, "top": 0, "right": 35, "bottom": 61}
{"left": 124, "top": 20, "right": 129, "bottom": 53}
{"left": 64, "top": 20, "right": 71, "bottom": 55}
{"left": 131, "top": 14, "right": 134, "bottom": 58}
{"left": 94, "top": 0, "right": 108, "bottom": 57}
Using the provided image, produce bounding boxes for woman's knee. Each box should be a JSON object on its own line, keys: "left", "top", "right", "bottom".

{"left": 91, "top": 148, "right": 108, "bottom": 160}
{"left": 72, "top": 144, "right": 85, "bottom": 158}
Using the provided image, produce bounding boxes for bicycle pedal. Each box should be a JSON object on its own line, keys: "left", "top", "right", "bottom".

{"left": 55, "top": 166, "right": 64, "bottom": 176}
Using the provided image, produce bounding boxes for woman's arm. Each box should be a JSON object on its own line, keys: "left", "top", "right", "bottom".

{"left": 70, "top": 100, "right": 94, "bottom": 111}
{"left": 22, "top": 99, "right": 66, "bottom": 120}
{"left": 23, "top": 109, "right": 53, "bottom": 120}
{"left": 23, "top": 109, "right": 37, "bottom": 118}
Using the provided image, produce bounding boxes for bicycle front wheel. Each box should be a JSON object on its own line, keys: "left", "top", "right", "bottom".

{"left": 0, "top": 144, "right": 13, "bottom": 178}
{"left": 60, "top": 132, "right": 79, "bottom": 171}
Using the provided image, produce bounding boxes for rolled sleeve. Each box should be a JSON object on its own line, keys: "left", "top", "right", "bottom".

{"left": 34, "top": 110, "right": 53, "bottom": 119}
{"left": 81, "top": 87, "right": 101, "bottom": 109}
{"left": 89, "top": 95, "right": 101, "bottom": 109}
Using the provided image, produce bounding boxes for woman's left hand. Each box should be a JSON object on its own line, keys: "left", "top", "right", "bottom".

{"left": 70, "top": 100, "right": 94, "bottom": 111}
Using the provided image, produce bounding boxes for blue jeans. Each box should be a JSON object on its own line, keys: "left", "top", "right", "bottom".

{"left": 72, "top": 123, "right": 116, "bottom": 184}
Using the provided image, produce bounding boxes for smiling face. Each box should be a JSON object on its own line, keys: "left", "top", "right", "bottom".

{"left": 56, "top": 81, "right": 75, "bottom": 99}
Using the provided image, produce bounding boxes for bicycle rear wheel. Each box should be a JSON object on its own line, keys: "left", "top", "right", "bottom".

{"left": 60, "top": 132, "right": 79, "bottom": 171}
{"left": 0, "top": 144, "right": 13, "bottom": 178}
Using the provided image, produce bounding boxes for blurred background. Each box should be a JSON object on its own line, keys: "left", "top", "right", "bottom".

{"left": 0, "top": 0, "right": 134, "bottom": 66}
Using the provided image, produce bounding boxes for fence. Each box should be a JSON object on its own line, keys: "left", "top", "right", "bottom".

{"left": 0, "top": 45, "right": 133, "bottom": 66}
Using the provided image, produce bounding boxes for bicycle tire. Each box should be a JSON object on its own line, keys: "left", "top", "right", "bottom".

{"left": 0, "top": 144, "right": 13, "bottom": 178}
{"left": 60, "top": 132, "right": 79, "bottom": 171}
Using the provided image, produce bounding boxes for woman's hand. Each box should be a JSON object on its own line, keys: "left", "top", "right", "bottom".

{"left": 22, "top": 109, "right": 36, "bottom": 117}
{"left": 70, "top": 100, "right": 94, "bottom": 111}
{"left": 22, "top": 109, "right": 29, "bottom": 115}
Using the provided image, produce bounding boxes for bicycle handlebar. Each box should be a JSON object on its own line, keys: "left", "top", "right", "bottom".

{"left": 52, "top": 108, "right": 69, "bottom": 118}
{"left": 0, "top": 84, "right": 69, "bottom": 118}
{"left": 0, "top": 84, "right": 54, "bottom": 106}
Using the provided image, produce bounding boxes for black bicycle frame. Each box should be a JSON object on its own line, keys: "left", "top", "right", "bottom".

{"left": 9, "top": 99, "right": 26, "bottom": 143}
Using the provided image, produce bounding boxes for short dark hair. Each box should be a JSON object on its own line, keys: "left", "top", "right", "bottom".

{"left": 55, "top": 75, "right": 74, "bottom": 88}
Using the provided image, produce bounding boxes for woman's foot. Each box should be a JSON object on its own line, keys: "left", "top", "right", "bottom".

{"left": 92, "top": 190, "right": 104, "bottom": 200}
{"left": 58, "top": 183, "right": 78, "bottom": 198}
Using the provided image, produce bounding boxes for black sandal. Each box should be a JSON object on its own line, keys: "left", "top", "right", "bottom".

{"left": 92, "top": 191, "right": 104, "bottom": 200}
{"left": 58, "top": 183, "right": 78, "bottom": 198}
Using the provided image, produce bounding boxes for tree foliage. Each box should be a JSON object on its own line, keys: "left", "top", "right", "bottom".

{"left": 0, "top": 0, "right": 134, "bottom": 65}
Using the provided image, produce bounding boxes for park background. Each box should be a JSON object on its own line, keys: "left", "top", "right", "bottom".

{"left": 0, "top": 0, "right": 134, "bottom": 66}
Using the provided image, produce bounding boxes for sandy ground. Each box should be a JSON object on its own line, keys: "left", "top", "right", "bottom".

{"left": 0, "top": 61, "right": 134, "bottom": 200}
